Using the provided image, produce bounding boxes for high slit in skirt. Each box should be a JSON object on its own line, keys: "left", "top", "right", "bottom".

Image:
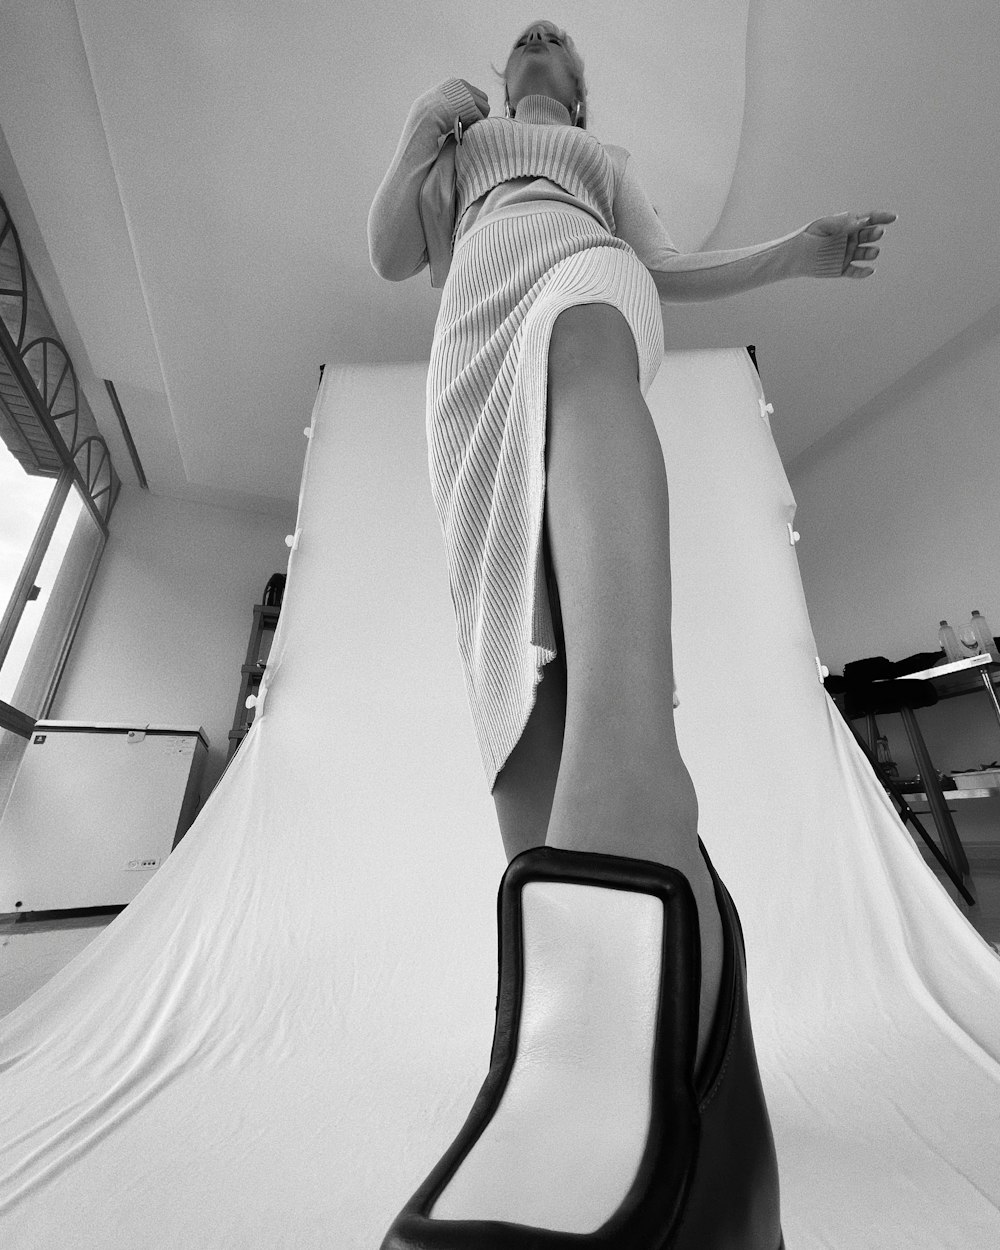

{"left": 426, "top": 203, "right": 666, "bottom": 792}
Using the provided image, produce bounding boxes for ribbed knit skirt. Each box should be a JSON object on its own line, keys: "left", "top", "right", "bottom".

{"left": 426, "top": 204, "right": 665, "bottom": 792}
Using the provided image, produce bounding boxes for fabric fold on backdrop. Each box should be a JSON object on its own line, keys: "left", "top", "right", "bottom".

{"left": 1, "top": 350, "right": 998, "bottom": 1248}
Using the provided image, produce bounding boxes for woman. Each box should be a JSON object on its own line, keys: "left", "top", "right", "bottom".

{"left": 369, "top": 19, "right": 894, "bottom": 1249}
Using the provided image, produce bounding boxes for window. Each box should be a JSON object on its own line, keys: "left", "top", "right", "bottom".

{"left": 0, "top": 192, "right": 120, "bottom": 812}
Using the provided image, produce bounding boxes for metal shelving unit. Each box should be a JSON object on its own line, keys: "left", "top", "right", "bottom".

{"left": 227, "top": 602, "right": 280, "bottom": 762}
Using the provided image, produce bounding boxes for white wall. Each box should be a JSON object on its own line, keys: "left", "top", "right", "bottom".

{"left": 47, "top": 482, "right": 297, "bottom": 807}
{"left": 789, "top": 302, "right": 1000, "bottom": 849}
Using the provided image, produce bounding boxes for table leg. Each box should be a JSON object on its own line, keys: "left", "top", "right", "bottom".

{"left": 977, "top": 669, "right": 1000, "bottom": 738}
{"left": 899, "top": 705, "right": 974, "bottom": 892}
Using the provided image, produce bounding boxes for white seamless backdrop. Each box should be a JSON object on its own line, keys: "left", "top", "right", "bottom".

{"left": 0, "top": 350, "right": 998, "bottom": 1247}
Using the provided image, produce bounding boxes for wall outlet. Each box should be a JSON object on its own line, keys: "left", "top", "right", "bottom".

{"left": 125, "top": 858, "right": 160, "bottom": 872}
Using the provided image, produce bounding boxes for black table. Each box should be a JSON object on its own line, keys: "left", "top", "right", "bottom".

{"left": 867, "top": 654, "right": 999, "bottom": 900}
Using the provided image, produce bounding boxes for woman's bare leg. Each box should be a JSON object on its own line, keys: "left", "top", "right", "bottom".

{"left": 496, "top": 301, "right": 724, "bottom": 1069}
{"left": 493, "top": 644, "right": 567, "bottom": 862}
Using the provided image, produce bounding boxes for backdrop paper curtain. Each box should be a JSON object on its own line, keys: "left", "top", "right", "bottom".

{"left": 1, "top": 350, "right": 998, "bottom": 1248}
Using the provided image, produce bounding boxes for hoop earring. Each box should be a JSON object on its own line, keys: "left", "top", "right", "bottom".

{"left": 503, "top": 95, "right": 512, "bottom": 119}
{"left": 572, "top": 99, "right": 582, "bottom": 126}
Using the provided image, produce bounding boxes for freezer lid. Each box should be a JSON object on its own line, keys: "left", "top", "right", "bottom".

{"left": 31, "top": 721, "right": 210, "bottom": 751}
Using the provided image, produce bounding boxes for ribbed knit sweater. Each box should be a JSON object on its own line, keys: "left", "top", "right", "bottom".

{"left": 368, "top": 78, "right": 849, "bottom": 297}
{"left": 454, "top": 96, "right": 618, "bottom": 234}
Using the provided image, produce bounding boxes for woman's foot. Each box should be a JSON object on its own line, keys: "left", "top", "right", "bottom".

{"left": 379, "top": 845, "right": 785, "bottom": 1249}
{"left": 547, "top": 829, "right": 725, "bottom": 1076}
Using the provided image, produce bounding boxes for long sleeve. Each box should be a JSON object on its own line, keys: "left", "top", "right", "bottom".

{"left": 367, "top": 78, "right": 483, "bottom": 282}
{"left": 612, "top": 151, "right": 847, "bottom": 302}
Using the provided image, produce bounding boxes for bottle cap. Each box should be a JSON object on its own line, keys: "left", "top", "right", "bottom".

{"left": 940, "top": 620, "right": 948, "bottom": 627}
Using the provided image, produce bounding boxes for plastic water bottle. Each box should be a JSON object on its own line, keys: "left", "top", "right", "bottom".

{"left": 938, "top": 620, "right": 963, "bottom": 663}
{"left": 970, "top": 610, "right": 1000, "bottom": 663}
{"left": 875, "top": 732, "right": 899, "bottom": 780}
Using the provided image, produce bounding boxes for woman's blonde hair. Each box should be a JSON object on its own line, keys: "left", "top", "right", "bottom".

{"left": 491, "top": 19, "right": 588, "bottom": 129}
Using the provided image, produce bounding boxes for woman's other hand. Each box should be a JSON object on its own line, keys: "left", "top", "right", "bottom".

{"left": 805, "top": 210, "right": 898, "bottom": 277}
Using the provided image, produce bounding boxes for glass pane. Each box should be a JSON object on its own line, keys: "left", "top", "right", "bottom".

{"left": 0, "top": 481, "right": 103, "bottom": 716}
{"left": 0, "top": 438, "right": 57, "bottom": 626}
{"left": 0, "top": 214, "right": 27, "bottom": 349}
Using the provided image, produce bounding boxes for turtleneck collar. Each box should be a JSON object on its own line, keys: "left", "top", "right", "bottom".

{"left": 510, "top": 94, "right": 573, "bottom": 127}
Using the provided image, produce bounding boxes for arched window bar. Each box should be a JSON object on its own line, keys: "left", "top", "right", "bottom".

{"left": 0, "top": 192, "right": 123, "bottom": 746}
{"left": 0, "top": 196, "right": 120, "bottom": 528}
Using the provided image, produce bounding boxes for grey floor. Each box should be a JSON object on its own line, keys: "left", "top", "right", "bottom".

{"left": 1, "top": 907, "right": 120, "bottom": 1019}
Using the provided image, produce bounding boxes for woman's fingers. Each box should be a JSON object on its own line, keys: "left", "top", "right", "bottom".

{"left": 851, "top": 212, "right": 896, "bottom": 237}
{"left": 458, "top": 79, "right": 491, "bottom": 116}
{"left": 802, "top": 208, "right": 894, "bottom": 275}
{"left": 845, "top": 240, "right": 879, "bottom": 274}
{"left": 845, "top": 210, "right": 896, "bottom": 274}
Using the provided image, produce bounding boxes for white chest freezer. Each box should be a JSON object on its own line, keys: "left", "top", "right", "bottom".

{"left": 0, "top": 720, "right": 209, "bottom": 913}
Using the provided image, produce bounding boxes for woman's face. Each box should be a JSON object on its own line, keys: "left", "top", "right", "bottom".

{"left": 504, "top": 23, "right": 579, "bottom": 114}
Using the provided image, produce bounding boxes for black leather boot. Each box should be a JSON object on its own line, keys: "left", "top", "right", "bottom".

{"left": 380, "top": 841, "right": 784, "bottom": 1249}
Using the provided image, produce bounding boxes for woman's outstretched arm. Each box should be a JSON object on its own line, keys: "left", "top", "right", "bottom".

{"left": 367, "top": 78, "right": 485, "bottom": 281}
{"left": 611, "top": 150, "right": 895, "bottom": 301}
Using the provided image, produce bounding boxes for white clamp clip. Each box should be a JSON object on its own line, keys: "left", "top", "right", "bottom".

{"left": 285, "top": 529, "right": 301, "bottom": 551}
{"left": 303, "top": 426, "right": 314, "bottom": 439}
{"left": 245, "top": 678, "right": 269, "bottom": 715}
{"left": 759, "top": 398, "right": 774, "bottom": 422}
{"left": 787, "top": 522, "right": 801, "bottom": 545}
{"left": 815, "top": 657, "right": 830, "bottom": 684}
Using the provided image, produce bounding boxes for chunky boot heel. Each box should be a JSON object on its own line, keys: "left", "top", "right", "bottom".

{"left": 380, "top": 841, "right": 784, "bottom": 1249}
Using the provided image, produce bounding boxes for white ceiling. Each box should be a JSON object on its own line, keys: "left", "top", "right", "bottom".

{"left": 1, "top": 0, "right": 998, "bottom": 518}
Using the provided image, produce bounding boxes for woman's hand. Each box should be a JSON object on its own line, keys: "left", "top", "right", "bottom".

{"left": 456, "top": 79, "right": 491, "bottom": 122}
{"left": 805, "top": 210, "right": 897, "bottom": 277}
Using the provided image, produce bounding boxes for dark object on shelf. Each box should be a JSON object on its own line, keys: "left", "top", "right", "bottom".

{"left": 844, "top": 677, "right": 938, "bottom": 719}
{"left": 824, "top": 651, "right": 946, "bottom": 718}
{"left": 263, "top": 573, "right": 286, "bottom": 608}
{"left": 897, "top": 775, "right": 956, "bottom": 794}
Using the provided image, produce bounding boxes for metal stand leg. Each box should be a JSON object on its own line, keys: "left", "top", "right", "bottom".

{"left": 977, "top": 668, "right": 1000, "bottom": 737}
{"left": 899, "top": 705, "right": 975, "bottom": 897}
{"left": 842, "top": 716, "right": 977, "bottom": 907}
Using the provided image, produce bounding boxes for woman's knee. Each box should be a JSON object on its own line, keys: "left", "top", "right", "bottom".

{"left": 547, "top": 303, "right": 640, "bottom": 393}
{"left": 544, "top": 302, "right": 665, "bottom": 510}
